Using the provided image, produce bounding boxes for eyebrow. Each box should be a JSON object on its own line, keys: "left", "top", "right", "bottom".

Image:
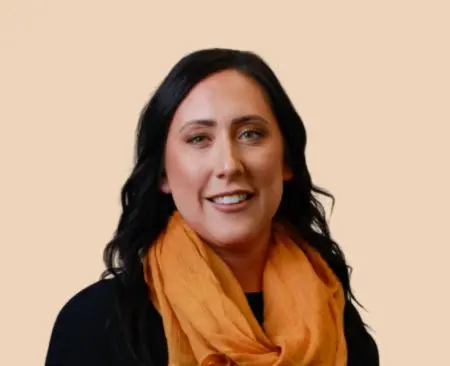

{"left": 179, "top": 114, "right": 270, "bottom": 132}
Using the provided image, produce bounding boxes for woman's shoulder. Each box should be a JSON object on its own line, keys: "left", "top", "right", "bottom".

{"left": 45, "top": 276, "right": 135, "bottom": 366}
{"left": 49, "top": 276, "right": 120, "bottom": 334}
{"left": 57, "top": 276, "right": 119, "bottom": 315}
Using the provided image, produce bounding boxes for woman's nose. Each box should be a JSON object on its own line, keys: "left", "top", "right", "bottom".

{"left": 215, "top": 140, "right": 244, "bottom": 180}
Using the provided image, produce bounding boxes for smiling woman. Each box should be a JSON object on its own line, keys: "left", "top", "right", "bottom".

{"left": 45, "top": 48, "right": 379, "bottom": 366}
{"left": 160, "top": 69, "right": 292, "bottom": 289}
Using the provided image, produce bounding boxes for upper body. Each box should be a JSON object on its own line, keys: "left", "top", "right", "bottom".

{"left": 46, "top": 276, "right": 379, "bottom": 365}
{"left": 46, "top": 48, "right": 379, "bottom": 365}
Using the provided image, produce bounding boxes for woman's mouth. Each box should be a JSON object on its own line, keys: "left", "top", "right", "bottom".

{"left": 209, "top": 193, "right": 252, "bottom": 205}
{"left": 206, "top": 191, "right": 255, "bottom": 212}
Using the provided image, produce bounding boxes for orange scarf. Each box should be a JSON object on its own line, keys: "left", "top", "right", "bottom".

{"left": 143, "top": 211, "right": 347, "bottom": 365}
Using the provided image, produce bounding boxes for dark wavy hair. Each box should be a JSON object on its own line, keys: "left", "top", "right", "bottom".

{"left": 102, "top": 48, "right": 378, "bottom": 365}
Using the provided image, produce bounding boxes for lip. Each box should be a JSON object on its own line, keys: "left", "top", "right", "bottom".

{"left": 205, "top": 189, "right": 254, "bottom": 200}
{"left": 205, "top": 190, "right": 255, "bottom": 213}
{"left": 207, "top": 195, "right": 254, "bottom": 213}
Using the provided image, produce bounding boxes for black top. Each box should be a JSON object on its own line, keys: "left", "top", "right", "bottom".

{"left": 45, "top": 277, "right": 379, "bottom": 365}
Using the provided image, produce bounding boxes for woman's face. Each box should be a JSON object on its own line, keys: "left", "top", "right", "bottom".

{"left": 162, "top": 69, "right": 292, "bottom": 250}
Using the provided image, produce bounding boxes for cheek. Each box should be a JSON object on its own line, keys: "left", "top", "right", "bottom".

{"left": 165, "top": 149, "right": 206, "bottom": 200}
{"left": 251, "top": 149, "right": 286, "bottom": 203}
{"left": 249, "top": 148, "right": 285, "bottom": 185}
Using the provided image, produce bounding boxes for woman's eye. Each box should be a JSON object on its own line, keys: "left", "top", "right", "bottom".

{"left": 240, "top": 130, "right": 264, "bottom": 141}
{"left": 187, "top": 135, "right": 208, "bottom": 144}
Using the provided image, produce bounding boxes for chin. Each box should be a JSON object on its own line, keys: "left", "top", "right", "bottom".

{"left": 183, "top": 210, "right": 272, "bottom": 250}
{"left": 205, "top": 225, "right": 266, "bottom": 250}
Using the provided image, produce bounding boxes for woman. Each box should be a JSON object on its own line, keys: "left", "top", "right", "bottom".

{"left": 45, "top": 48, "right": 379, "bottom": 365}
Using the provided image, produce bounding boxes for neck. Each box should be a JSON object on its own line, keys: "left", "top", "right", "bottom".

{"left": 211, "top": 231, "right": 272, "bottom": 293}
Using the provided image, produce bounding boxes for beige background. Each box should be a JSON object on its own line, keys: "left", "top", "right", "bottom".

{"left": 1, "top": 1, "right": 449, "bottom": 365}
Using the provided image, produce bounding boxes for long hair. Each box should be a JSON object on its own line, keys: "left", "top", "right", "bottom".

{"left": 102, "top": 48, "right": 377, "bottom": 365}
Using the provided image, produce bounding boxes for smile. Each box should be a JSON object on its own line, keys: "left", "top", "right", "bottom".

{"left": 209, "top": 193, "right": 251, "bottom": 205}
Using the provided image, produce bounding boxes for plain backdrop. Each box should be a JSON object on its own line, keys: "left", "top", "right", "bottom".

{"left": 1, "top": 1, "right": 449, "bottom": 365}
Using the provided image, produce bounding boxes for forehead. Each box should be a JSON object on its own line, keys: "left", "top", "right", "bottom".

{"left": 172, "top": 69, "right": 275, "bottom": 123}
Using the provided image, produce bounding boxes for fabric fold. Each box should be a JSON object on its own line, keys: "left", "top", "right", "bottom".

{"left": 143, "top": 211, "right": 347, "bottom": 365}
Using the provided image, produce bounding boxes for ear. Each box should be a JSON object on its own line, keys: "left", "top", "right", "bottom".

{"left": 283, "top": 165, "right": 293, "bottom": 181}
{"left": 160, "top": 176, "right": 171, "bottom": 194}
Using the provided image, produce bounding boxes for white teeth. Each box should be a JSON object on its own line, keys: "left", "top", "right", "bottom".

{"left": 212, "top": 194, "right": 249, "bottom": 205}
